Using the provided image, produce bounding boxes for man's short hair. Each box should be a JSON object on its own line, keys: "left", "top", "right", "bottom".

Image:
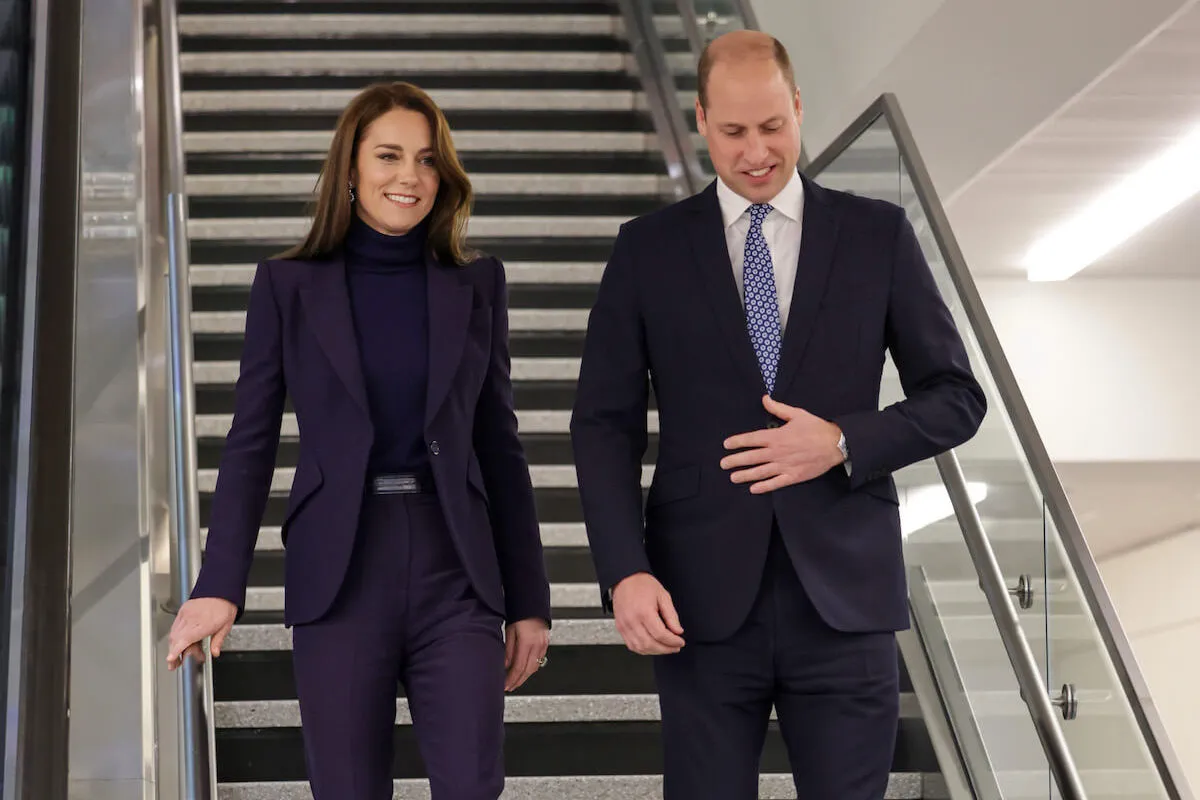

{"left": 697, "top": 34, "right": 797, "bottom": 111}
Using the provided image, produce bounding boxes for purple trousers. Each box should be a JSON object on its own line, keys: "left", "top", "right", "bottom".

{"left": 291, "top": 490, "right": 506, "bottom": 799}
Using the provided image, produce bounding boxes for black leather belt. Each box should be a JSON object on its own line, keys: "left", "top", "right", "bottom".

{"left": 370, "top": 472, "right": 435, "bottom": 495}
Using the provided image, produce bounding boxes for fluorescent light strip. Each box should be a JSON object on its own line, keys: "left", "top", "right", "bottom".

{"left": 1024, "top": 120, "right": 1200, "bottom": 282}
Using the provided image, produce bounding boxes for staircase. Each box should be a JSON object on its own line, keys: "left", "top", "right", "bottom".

{"left": 181, "top": 0, "right": 946, "bottom": 796}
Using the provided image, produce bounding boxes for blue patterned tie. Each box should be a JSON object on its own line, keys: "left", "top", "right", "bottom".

{"left": 743, "top": 203, "right": 782, "bottom": 392}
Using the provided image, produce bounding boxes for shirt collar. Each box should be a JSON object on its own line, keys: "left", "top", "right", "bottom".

{"left": 715, "top": 167, "right": 805, "bottom": 229}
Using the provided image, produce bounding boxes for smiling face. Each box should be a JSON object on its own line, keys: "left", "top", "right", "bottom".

{"left": 696, "top": 55, "right": 803, "bottom": 204}
{"left": 350, "top": 106, "right": 440, "bottom": 236}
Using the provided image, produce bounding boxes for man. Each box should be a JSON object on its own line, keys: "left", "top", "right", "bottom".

{"left": 569, "top": 30, "right": 987, "bottom": 799}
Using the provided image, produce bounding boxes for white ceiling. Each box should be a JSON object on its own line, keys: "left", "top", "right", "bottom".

{"left": 948, "top": 0, "right": 1200, "bottom": 279}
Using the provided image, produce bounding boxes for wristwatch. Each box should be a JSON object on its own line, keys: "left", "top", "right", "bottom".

{"left": 837, "top": 431, "right": 849, "bottom": 461}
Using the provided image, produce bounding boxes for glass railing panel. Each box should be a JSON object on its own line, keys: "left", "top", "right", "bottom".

{"left": 1044, "top": 509, "right": 1173, "bottom": 799}
{"left": 805, "top": 98, "right": 1188, "bottom": 799}
{"left": 812, "top": 113, "right": 1052, "bottom": 798}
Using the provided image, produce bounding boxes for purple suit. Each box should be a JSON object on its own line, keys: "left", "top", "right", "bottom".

{"left": 192, "top": 250, "right": 550, "bottom": 627}
{"left": 192, "top": 246, "right": 550, "bottom": 798}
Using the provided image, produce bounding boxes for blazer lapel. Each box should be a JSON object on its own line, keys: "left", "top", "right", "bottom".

{"left": 424, "top": 251, "right": 473, "bottom": 425}
{"left": 300, "top": 255, "right": 370, "bottom": 416}
{"left": 773, "top": 175, "right": 841, "bottom": 396}
{"left": 687, "top": 183, "right": 766, "bottom": 391}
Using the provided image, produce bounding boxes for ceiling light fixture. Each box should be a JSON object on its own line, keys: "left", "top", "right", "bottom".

{"left": 1024, "top": 121, "right": 1200, "bottom": 281}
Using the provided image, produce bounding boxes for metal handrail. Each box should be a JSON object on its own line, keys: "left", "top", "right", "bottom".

{"left": 623, "top": 0, "right": 704, "bottom": 197}
{"left": 805, "top": 92, "right": 1193, "bottom": 800}
{"left": 155, "top": 0, "right": 217, "bottom": 796}
{"left": 938, "top": 453, "right": 1086, "bottom": 798}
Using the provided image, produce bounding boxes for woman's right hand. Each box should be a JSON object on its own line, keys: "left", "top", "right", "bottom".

{"left": 167, "top": 597, "right": 238, "bottom": 671}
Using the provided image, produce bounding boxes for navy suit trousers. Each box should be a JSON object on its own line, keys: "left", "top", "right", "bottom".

{"left": 653, "top": 528, "right": 900, "bottom": 800}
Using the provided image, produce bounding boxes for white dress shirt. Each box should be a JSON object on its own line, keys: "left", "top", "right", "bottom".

{"left": 716, "top": 167, "right": 805, "bottom": 331}
{"left": 715, "top": 169, "right": 851, "bottom": 471}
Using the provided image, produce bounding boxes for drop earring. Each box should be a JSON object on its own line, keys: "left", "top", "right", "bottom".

{"left": 348, "top": 182, "right": 356, "bottom": 203}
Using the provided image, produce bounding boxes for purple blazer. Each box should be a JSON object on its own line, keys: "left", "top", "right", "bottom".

{"left": 190, "top": 249, "right": 551, "bottom": 628}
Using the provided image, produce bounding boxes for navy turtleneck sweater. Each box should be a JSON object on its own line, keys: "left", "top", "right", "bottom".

{"left": 344, "top": 214, "right": 430, "bottom": 475}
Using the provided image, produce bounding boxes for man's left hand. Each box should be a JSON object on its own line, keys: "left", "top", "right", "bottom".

{"left": 504, "top": 618, "right": 550, "bottom": 692}
{"left": 721, "top": 395, "right": 845, "bottom": 493}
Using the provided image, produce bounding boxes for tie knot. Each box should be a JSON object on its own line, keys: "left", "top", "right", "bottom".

{"left": 749, "top": 203, "right": 772, "bottom": 228}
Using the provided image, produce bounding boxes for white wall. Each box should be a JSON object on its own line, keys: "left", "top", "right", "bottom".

{"left": 753, "top": 0, "right": 1194, "bottom": 200}
{"left": 1099, "top": 527, "right": 1200, "bottom": 793}
{"left": 975, "top": 278, "right": 1200, "bottom": 463}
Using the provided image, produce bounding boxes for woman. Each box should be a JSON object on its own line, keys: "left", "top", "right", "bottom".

{"left": 167, "top": 81, "right": 551, "bottom": 799}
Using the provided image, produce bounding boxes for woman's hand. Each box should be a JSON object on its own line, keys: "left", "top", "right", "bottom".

{"left": 167, "top": 597, "right": 238, "bottom": 671}
{"left": 504, "top": 617, "right": 550, "bottom": 692}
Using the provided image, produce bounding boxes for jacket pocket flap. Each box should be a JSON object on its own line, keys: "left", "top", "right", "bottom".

{"left": 646, "top": 465, "right": 700, "bottom": 508}
{"left": 284, "top": 461, "right": 324, "bottom": 522}
{"left": 861, "top": 477, "right": 899, "bottom": 505}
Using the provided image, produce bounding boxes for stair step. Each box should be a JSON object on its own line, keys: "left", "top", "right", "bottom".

{"left": 213, "top": 643, "right": 917, "bottom": 700}
{"left": 195, "top": 410, "right": 656, "bottom": 438}
{"left": 187, "top": 215, "right": 626, "bottom": 240}
{"left": 241, "top": 583, "right": 606, "bottom": 613}
{"left": 194, "top": 356, "right": 582, "bottom": 384}
{"left": 213, "top": 720, "right": 938, "bottom": 782}
{"left": 182, "top": 87, "right": 692, "bottom": 114}
{"left": 186, "top": 173, "right": 671, "bottom": 196}
{"left": 186, "top": 130, "right": 665, "bottom": 154}
{"left": 215, "top": 693, "right": 925, "bottom": 728}
{"left": 180, "top": 50, "right": 693, "bottom": 76}
{"left": 229, "top": 618, "right": 608, "bottom": 651}
{"left": 216, "top": 772, "right": 944, "bottom": 800}
{"left": 187, "top": 109, "right": 659, "bottom": 136}
{"left": 202, "top": 522, "right": 590, "bottom": 552}
{"left": 187, "top": 194, "right": 664, "bottom": 219}
{"left": 191, "top": 307, "right": 592, "bottom": 333}
{"left": 179, "top": 13, "right": 686, "bottom": 39}
{"left": 190, "top": 261, "right": 606, "bottom": 286}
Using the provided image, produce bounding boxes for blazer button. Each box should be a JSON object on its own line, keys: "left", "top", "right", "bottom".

{"left": 429, "top": 441, "right": 441, "bottom": 456}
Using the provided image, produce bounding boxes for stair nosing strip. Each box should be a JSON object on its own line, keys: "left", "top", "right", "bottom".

{"left": 184, "top": 130, "right": 663, "bottom": 153}
{"left": 181, "top": 87, "right": 687, "bottom": 113}
{"left": 214, "top": 773, "right": 934, "bottom": 800}
{"left": 203, "top": 522, "right": 589, "bottom": 552}
{"left": 190, "top": 262, "right": 605, "bottom": 285}
{"left": 198, "top": 464, "right": 647, "bottom": 494}
{"left": 185, "top": 172, "right": 672, "bottom": 197}
{"left": 195, "top": 409, "right": 657, "bottom": 437}
{"left": 195, "top": 357, "right": 581, "bottom": 383}
{"left": 187, "top": 215, "right": 625, "bottom": 240}
{"left": 192, "top": 308, "right": 591, "bottom": 333}
{"left": 213, "top": 694, "right": 922, "bottom": 728}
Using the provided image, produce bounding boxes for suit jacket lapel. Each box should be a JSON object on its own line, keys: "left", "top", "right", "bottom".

{"left": 424, "top": 251, "right": 473, "bottom": 425}
{"left": 300, "top": 255, "right": 370, "bottom": 416}
{"left": 774, "top": 175, "right": 840, "bottom": 396}
{"left": 687, "top": 182, "right": 766, "bottom": 391}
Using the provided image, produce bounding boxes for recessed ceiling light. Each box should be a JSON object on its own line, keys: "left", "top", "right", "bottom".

{"left": 1024, "top": 121, "right": 1200, "bottom": 281}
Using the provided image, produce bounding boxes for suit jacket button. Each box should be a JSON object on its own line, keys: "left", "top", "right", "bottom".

{"left": 429, "top": 441, "right": 440, "bottom": 455}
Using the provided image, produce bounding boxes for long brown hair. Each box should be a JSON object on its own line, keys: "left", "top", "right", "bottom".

{"left": 279, "top": 82, "right": 475, "bottom": 264}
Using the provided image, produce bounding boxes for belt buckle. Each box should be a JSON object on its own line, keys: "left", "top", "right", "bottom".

{"left": 374, "top": 474, "right": 420, "bottom": 494}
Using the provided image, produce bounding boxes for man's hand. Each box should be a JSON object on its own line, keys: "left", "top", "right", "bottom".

{"left": 721, "top": 395, "right": 845, "bottom": 493}
{"left": 167, "top": 597, "right": 237, "bottom": 671}
{"left": 612, "top": 572, "right": 685, "bottom": 655}
{"left": 504, "top": 618, "right": 550, "bottom": 692}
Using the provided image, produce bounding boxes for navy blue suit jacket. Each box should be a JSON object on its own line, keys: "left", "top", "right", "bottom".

{"left": 570, "top": 177, "right": 986, "bottom": 642}
{"left": 191, "top": 249, "right": 551, "bottom": 628}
